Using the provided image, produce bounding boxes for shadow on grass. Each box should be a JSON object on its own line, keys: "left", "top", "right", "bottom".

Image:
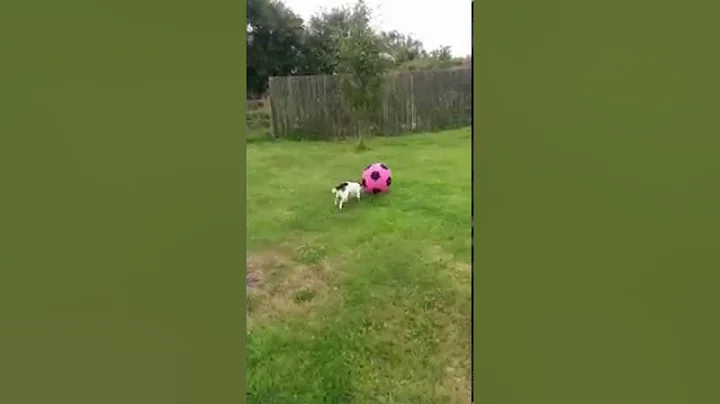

{"left": 246, "top": 136, "right": 276, "bottom": 145}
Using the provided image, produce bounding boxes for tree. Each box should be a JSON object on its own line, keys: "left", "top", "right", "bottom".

{"left": 303, "top": 5, "right": 361, "bottom": 75}
{"left": 245, "top": 0, "right": 463, "bottom": 98}
{"left": 429, "top": 45, "right": 453, "bottom": 61}
{"left": 381, "top": 30, "right": 427, "bottom": 65}
{"left": 336, "top": 0, "right": 389, "bottom": 145}
{"left": 246, "top": 0, "right": 307, "bottom": 97}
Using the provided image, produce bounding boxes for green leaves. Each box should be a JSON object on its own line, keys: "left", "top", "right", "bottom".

{"left": 246, "top": 0, "right": 307, "bottom": 95}
{"left": 333, "top": 1, "right": 389, "bottom": 139}
{"left": 246, "top": 0, "right": 463, "bottom": 97}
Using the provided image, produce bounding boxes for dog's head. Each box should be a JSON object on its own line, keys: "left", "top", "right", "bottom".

{"left": 332, "top": 182, "right": 349, "bottom": 194}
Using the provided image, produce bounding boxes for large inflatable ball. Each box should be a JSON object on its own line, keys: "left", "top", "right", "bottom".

{"left": 362, "top": 163, "right": 392, "bottom": 194}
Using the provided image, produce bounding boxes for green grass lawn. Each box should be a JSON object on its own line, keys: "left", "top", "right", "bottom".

{"left": 247, "top": 127, "right": 471, "bottom": 403}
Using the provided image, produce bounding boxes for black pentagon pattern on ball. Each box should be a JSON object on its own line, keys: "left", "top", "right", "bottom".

{"left": 365, "top": 164, "right": 373, "bottom": 170}
{"left": 372, "top": 188, "right": 381, "bottom": 194}
{"left": 380, "top": 163, "right": 388, "bottom": 170}
{"left": 361, "top": 178, "right": 367, "bottom": 187}
{"left": 370, "top": 171, "right": 381, "bottom": 181}
{"left": 386, "top": 176, "right": 392, "bottom": 186}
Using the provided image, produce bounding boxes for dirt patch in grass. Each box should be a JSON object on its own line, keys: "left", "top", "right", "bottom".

{"left": 437, "top": 367, "right": 472, "bottom": 404}
{"left": 247, "top": 247, "right": 337, "bottom": 326}
{"left": 427, "top": 245, "right": 471, "bottom": 278}
{"left": 436, "top": 329, "right": 472, "bottom": 403}
{"left": 422, "top": 245, "right": 472, "bottom": 402}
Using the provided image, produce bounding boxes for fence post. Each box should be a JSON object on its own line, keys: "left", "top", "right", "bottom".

{"left": 323, "top": 75, "right": 328, "bottom": 136}
{"left": 268, "top": 77, "right": 277, "bottom": 138}
{"left": 410, "top": 73, "right": 416, "bottom": 131}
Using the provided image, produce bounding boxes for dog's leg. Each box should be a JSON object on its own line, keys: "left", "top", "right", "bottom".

{"left": 356, "top": 191, "right": 361, "bottom": 201}
{"left": 340, "top": 195, "right": 348, "bottom": 210}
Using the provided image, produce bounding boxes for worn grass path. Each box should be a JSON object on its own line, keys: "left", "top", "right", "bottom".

{"left": 246, "top": 128, "right": 471, "bottom": 403}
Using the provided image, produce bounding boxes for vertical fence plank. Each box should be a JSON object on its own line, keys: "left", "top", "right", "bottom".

{"left": 267, "top": 67, "right": 471, "bottom": 140}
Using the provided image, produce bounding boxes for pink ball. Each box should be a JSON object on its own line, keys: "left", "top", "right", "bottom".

{"left": 362, "top": 163, "right": 392, "bottom": 193}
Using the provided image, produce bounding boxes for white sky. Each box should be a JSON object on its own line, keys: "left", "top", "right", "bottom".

{"left": 282, "top": 0, "right": 472, "bottom": 57}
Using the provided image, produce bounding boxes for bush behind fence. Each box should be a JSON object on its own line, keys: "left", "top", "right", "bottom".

{"left": 268, "top": 67, "right": 471, "bottom": 140}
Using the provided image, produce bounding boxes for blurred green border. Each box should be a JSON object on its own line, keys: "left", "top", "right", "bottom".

{"left": 0, "top": 1, "right": 247, "bottom": 403}
{"left": 473, "top": 1, "right": 720, "bottom": 403}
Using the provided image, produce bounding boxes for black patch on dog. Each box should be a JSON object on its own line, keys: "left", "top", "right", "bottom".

{"left": 372, "top": 188, "right": 381, "bottom": 194}
{"left": 370, "top": 171, "right": 381, "bottom": 181}
{"left": 334, "top": 182, "right": 348, "bottom": 191}
{"left": 380, "top": 163, "right": 388, "bottom": 170}
{"left": 386, "top": 177, "right": 392, "bottom": 186}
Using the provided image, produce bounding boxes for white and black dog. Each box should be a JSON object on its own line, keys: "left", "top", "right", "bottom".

{"left": 331, "top": 181, "right": 363, "bottom": 210}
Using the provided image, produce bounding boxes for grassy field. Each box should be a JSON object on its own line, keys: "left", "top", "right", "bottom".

{"left": 246, "top": 128, "right": 471, "bottom": 403}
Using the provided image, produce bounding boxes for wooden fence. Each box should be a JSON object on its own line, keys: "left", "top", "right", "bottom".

{"left": 268, "top": 67, "right": 471, "bottom": 140}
